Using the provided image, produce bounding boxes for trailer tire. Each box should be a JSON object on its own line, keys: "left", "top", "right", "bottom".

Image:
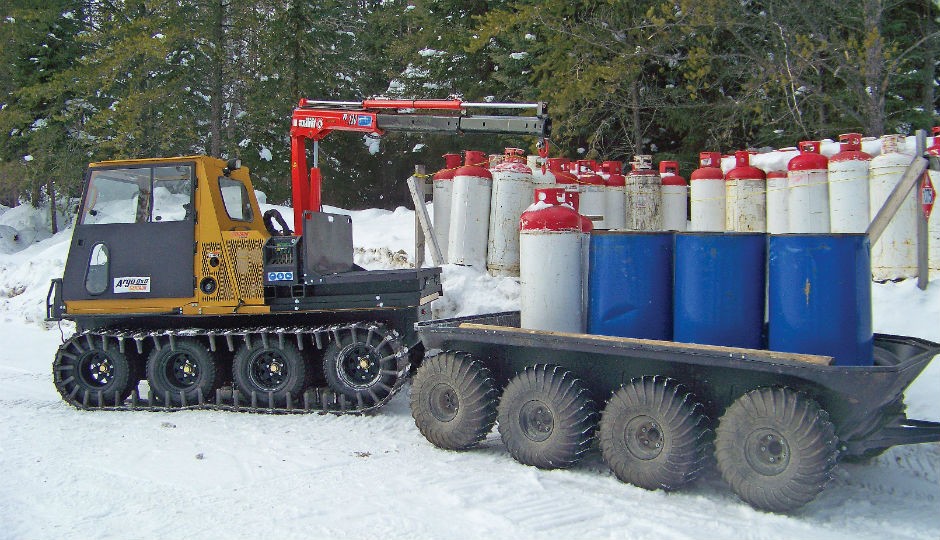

{"left": 599, "top": 376, "right": 709, "bottom": 491}
{"left": 410, "top": 352, "right": 498, "bottom": 450}
{"left": 715, "top": 387, "right": 837, "bottom": 513}
{"left": 148, "top": 339, "right": 222, "bottom": 406}
{"left": 233, "top": 340, "right": 307, "bottom": 407}
{"left": 497, "top": 365, "right": 596, "bottom": 469}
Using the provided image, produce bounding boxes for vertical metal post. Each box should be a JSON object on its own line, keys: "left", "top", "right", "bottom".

{"left": 917, "top": 130, "right": 932, "bottom": 290}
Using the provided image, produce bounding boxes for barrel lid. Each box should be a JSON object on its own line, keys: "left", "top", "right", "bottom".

{"left": 691, "top": 151, "right": 724, "bottom": 180}
{"left": 433, "top": 153, "right": 462, "bottom": 181}
{"left": 455, "top": 150, "right": 493, "bottom": 179}
{"left": 788, "top": 141, "right": 828, "bottom": 171}
{"left": 726, "top": 150, "right": 766, "bottom": 180}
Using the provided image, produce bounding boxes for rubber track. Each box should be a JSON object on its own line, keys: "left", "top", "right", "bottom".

{"left": 52, "top": 321, "right": 409, "bottom": 415}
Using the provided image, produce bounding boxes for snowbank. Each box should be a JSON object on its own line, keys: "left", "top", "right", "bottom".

{"left": 0, "top": 198, "right": 937, "bottom": 539}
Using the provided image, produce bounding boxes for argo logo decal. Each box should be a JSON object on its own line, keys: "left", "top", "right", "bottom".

{"left": 114, "top": 277, "right": 151, "bottom": 293}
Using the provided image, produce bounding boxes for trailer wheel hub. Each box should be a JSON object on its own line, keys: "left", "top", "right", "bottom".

{"left": 428, "top": 383, "right": 459, "bottom": 422}
{"left": 624, "top": 415, "right": 664, "bottom": 460}
{"left": 519, "top": 400, "right": 554, "bottom": 442}
{"left": 745, "top": 428, "right": 790, "bottom": 476}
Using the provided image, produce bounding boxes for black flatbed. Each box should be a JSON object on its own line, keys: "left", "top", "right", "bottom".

{"left": 416, "top": 311, "right": 940, "bottom": 457}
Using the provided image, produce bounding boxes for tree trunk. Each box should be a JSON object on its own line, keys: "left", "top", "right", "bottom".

{"left": 863, "top": 0, "right": 886, "bottom": 136}
{"left": 209, "top": 0, "right": 225, "bottom": 157}
{"left": 630, "top": 80, "right": 642, "bottom": 154}
{"left": 47, "top": 176, "right": 58, "bottom": 235}
{"left": 924, "top": 4, "right": 937, "bottom": 120}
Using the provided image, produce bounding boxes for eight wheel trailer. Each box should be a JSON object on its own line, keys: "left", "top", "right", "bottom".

{"left": 410, "top": 311, "right": 940, "bottom": 513}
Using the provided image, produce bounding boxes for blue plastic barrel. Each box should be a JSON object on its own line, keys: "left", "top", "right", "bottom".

{"left": 674, "top": 232, "right": 766, "bottom": 348}
{"left": 587, "top": 232, "right": 673, "bottom": 339}
{"left": 768, "top": 234, "right": 873, "bottom": 366}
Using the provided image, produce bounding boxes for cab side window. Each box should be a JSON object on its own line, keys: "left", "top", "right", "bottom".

{"left": 80, "top": 165, "right": 194, "bottom": 224}
{"left": 81, "top": 169, "right": 149, "bottom": 225}
{"left": 152, "top": 166, "right": 195, "bottom": 222}
{"left": 218, "top": 177, "right": 253, "bottom": 222}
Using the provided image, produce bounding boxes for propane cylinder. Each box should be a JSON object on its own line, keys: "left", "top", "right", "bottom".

{"left": 828, "top": 133, "right": 873, "bottom": 233}
{"left": 765, "top": 170, "right": 788, "bottom": 234}
{"left": 487, "top": 148, "right": 535, "bottom": 276}
{"left": 560, "top": 187, "right": 594, "bottom": 331}
{"left": 432, "top": 153, "right": 462, "bottom": 261}
{"left": 601, "top": 161, "right": 627, "bottom": 229}
{"left": 928, "top": 127, "right": 940, "bottom": 279}
{"left": 690, "top": 152, "right": 725, "bottom": 231}
{"left": 528, "top": 155, "right": 553, "bottom": 184}
{"left": 488, "top": 154, "right": 503, "bottom": 169}
{"left": 787, "top": 141, "right": 830, "bottom": 233}
{"left": 548, "top": 157, "right": 577, "bottom": 186}
{"left": 725, "top": 151, "right": 767, "bottom": 232}
{"left": 660, "top": 161, "right": 688, "bottom": 231}
{"left": 519, "top": 188, "right": 585, "bottom": 332}
{"left": 575, "top": 160, "right": 608, "bottom": 229}
{"left": 448, "top": 150, "right": 492, "bottom": 268}
{"left": 626, "top": 155, "right": 663, "bottom": 231}
{"left": 870, "top": 134, "right": 918, "bottom": 280}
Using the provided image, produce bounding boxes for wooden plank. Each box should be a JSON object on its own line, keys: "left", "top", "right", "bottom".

{"left": 867, "top": 151, "right": 927, "bottom": 246}
{"left": 457, "top": 323, "right": 834, "bottom": 366}
{"left": 407, "top": 170, "right": 443, "bottom": 267}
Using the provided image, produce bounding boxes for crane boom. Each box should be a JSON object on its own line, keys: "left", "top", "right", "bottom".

{"left": 289, "top": 98, "right": 550, "bottom": 234}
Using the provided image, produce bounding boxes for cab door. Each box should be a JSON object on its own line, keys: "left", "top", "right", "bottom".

{"left": 62, "top": 163, "right": 197, "bottom": 304}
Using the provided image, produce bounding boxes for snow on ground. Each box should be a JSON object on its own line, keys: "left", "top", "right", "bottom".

{"left": 0, "top": 201, "right": 938, "bottom": 539}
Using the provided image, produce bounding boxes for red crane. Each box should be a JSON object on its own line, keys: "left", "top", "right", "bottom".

{"left": 289, "top": 98, "right": 549, "bottom": 234}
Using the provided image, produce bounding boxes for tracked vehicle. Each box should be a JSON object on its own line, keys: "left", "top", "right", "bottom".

{"left": 47, "top": 98, "right": 549, "bottom": 413}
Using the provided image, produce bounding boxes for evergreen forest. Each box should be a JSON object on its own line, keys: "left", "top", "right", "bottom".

{"left": 1, "top": 0, "right": 938, "bottom": 220}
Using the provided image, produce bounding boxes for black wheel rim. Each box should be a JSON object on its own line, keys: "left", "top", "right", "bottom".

{"left": 336, "top": 343, "right": 381, "bottom": 389}
{"left": 624, "top": 415, "right": 664, "bottom": 460}
{"left": 248, "top": 350, "right": 288, "bottom": 391}
{"left": 428, "top": 383, "right": 459, "bottom": 422}
{"left": 519, "top": 400, "right": 554, "bottom": 442}
{"left": 78, "top": 351, "right": 113, "bottom": 388}
{"left": 745, "top": 428, "right": 790, "bottom": 476}
{"left": 165, "top": 352, "right": 200, "bottom": 389}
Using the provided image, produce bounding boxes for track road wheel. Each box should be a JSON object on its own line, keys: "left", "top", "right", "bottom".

{"left": 54, "top": 336, "right": 134, "bottom": 407}
{"left": 497, "top": 364, "right": 596, "bottom": 469}
{"left": 715, "top": 387, "right": 838, "bottom": 513}
{"left": 233, "top": 340, "right": 307, "bottom": 407}
{"left": 410, "top": 352, "right": 498, "bottom": 450}
{"left": 323, "top": 327, "right": 399, "bottom": 407}
{"left": 599, "top": 376, "right": 710, "bottom": 491}
{"left": 147, "top": 339, "right": 221, "bottom": 406}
